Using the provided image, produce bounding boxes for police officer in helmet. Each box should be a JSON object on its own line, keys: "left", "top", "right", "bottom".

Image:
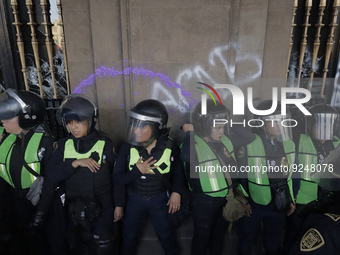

{"left": 47, "top": 94, "right": 117, "bottom": 255}
{"left": 284, "top": 104, "right": 340, "bottom": 251}
{"left": 237, "top": 100, "right": 297, "bottom": 255}
{"left": 287, "top": 140, "right": 340, "bottom": 254}
{"left": 181, "top": 99, "right": 245, "bottom": 255}
{"left": 0, "top": 89, "right": 54, "bottom": 255}
{"left": 114, "top": 99, "right": 185, "bottom": 255}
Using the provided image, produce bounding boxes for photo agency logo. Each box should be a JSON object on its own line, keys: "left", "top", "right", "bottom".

{"left": 197, "top": 83, "right": 312, "bottom": 128}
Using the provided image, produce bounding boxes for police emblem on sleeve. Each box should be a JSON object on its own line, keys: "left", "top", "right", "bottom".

{"left": 53, "top": 142, "right": 58, "bottom": 151}
{"left": 223, "top": 147, "right": 231, "bottom": 158}
{"left": 237, "top": 146, "right": 245, "bottom": 158}
{"left": 324, "top": 213, "right": 340, "bottom": 221}
{"left": 280, "top": 156, "right": 288, "bottom": 167}
{"left": 300, "top": 228, "right": 325, "bottom": 252}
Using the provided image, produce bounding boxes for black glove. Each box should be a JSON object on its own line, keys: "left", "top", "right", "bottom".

{"left": 31, "top": 211, "right": 45, "bottom": 229}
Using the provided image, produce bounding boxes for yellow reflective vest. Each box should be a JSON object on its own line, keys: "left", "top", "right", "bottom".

{"left": 296, "top": 134, "right": 340, "bottom": 204}
{"left": 0, "top": 132, "right": 43, "bottom": 188}
{"left": 194, "top": 135, "right": 236, "bottom": 197}
{"left": 245, "top": 134, "right": 295, "bottom": 205}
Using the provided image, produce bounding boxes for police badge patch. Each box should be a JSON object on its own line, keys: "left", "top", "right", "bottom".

{"left": 237, "top": 146, "right": 245, "bottom": 158}
{"left": 324, "top": 213, "right": 340, "bottom": 221}
{"left": 300, "top": 228, "right": 325, "bottom": 252}
{"left": 53, "top": 141, "right": 58, "bottom": 151}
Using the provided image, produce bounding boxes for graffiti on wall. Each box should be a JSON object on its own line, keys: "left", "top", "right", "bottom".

{"left": 74, "top": 43, "right": 262, "bottom": 114}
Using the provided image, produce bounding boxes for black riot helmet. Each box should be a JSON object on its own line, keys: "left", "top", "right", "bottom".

{"left": 191, "top": 99, "right": 230, "bottom": 139}
{"left": 0, "top": 89, "right": 47, "bottom": 130}
{"left": 254, "top": 100, "right": 293, "bottom": 141}
{"left": 57, "top": 94, "right": 98, "bottom": 133}
{"left": 127, "top": 99, "right": 169, "bottom": 146}
{"left": 306, "top": 104, "right": 339, "bottom": 140}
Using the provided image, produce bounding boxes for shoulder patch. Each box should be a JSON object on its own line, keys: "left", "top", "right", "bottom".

{"left": 237, "top": 146, "right": 245, "bottom": 158}
{"left": 53, "top": 142, "right": 58, "bottom": 151}
{"left": 300, "top": 228, "right": 325, "bottom": 252}
{"left": 324, "top": 213, "right": 340, "bottom": 221}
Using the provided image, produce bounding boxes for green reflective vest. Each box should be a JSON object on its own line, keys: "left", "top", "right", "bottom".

{"left": 246, "top": 134, "right": 295, "bottom": 205}
{"left": 194, "top": 135, "right": 236, "bottom": 197}
{"left": 296, "top": 134, "right": 340, "bottom": 204}
{"left": 0, "top": 126, "right": 4, "bottom": 137}
{"left": 0, "top": 132, "right": 43, "bottom": 188}
{"left": 129, "top": 139, "right": 172, "bottom": 174}
{"left": 64, "top": 139, "right": 105, "bottom": 164}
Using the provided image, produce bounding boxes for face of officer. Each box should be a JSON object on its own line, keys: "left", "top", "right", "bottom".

{"left": 1, "top": 116, "right": 23, "bottom": 135}
{"left": 264, "top": 121, "right": 281, "bottom": 140}
{"left": 209, "top": 124, "right": 225, "bottom": 141}
{"left": 66, "top": 119, "right": 89, "bottom": 138}
{"left": 133, "top": 124, "right": 153, "bottom": 144}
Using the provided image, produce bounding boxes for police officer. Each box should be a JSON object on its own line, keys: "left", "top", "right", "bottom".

{"left": 114, "top": 99, "right": 185, "bottom": 255}
{"left": 287, "top": 142, "right": 340, "bottom": 255}
{"left": 284, "top": 104, "right": 340, "bottom": 250}
{"left": 180, "top": 100, "right": 254, "bottom": 255}
{"left": 0, "top": 89, "right": 55, "bottom": 255}
{"left": 47, "top": 94, "right": 116, "bottom": 255}
{"left": 237, "top": 100, "right": 297, "bottom": 255}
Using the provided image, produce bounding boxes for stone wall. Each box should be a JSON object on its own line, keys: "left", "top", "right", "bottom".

{"left": 61, "top": 0, "right": 294, "bottom": 146}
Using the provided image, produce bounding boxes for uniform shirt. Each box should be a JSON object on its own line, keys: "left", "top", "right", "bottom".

{"left": 181, "top": 126, "right": 256, "bottom": 192}
{"left": 43, "top": 129, "right": 116, "bottom": 211}
{"left": 312, "top": 139, "right": 334, "bottom": 164}
{"left": 0, "top": 129, "right": 55, "bottom": 212}
{"left": 113, "top": 136, "right": 185, "bottom": 207}
{"left": 237, "top": 134, "right": 300, "bottom": 199}
{"left": 0, "top": 129, "right": 54, "bottom": 189}
{"left": 287, "top": 202, "right": 340, "bottom": 255}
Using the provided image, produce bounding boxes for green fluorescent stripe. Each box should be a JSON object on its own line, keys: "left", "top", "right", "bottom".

{"left": 196, "top": 87, "right": 217, "bottom": 106}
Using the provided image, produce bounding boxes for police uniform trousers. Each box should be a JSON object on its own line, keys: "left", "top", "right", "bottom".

{"left": 8, "top": 188, "right": 48, "bottom": 255}
{"left": 66, "top": 191, "right": 114, "bottom": 254}
{"left": 190, "top": 192, "right": 228, "bottom": 255}
{"left": 237, "top": 202, "right": 286, "bottom": 255}
{"left": 121, "top": 190, "right": 178, "bottom": 255}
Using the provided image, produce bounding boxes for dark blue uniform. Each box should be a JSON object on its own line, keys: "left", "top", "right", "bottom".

{"left": 237, "top": 134, "right": 299, "bottom": 255}
{"left": 46, "top": 129, "right": 116, "bottom": 254}
{"left": 181, "top": 126, "right": 255, "bottom": 255}
{"left": 0, "top": 130, "right": 55, "bottom": 255}
{"left": 287, "top": 203, "right": 340, "bottom": 255}
{"left": 114, "top": 136, "right": 185, "bottom": 255}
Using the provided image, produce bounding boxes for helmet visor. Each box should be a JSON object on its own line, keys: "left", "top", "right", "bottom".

{"left": 312, "top": 143, "right": 340, "bottom": 190}
{"left": 57, "top": 94, "right": 97, "bottom": 126}
{"left": 202, "top": 111, "right": 230, "bottom": 139}
{"left": 261, "top": 114, "right": 293, "bottom": 141}
{"left": 127, "top": 117, "right": 158, "bottom": 146}
{"left": 0, "top": 92, "right": 21, "bottom": 120}
{"left": 308, "top": 113, "right": 339, "bottom": 140}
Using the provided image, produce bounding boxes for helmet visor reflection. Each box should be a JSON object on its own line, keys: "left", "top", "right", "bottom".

{"left": 261, "top": 114, "right": 293, "bottom": 141}
{"left": 127, "top": 118, "right": 157, "bottom": 146}
{"left": 311, "top": 113, "right": 339, "bottom": 140}
{"left": 0, "top": 92, "right": 21, "bottom": 120}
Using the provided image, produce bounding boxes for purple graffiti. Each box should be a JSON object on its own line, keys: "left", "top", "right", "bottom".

{"left": 73, "top": 64, "right": 193, "bottom": 100}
